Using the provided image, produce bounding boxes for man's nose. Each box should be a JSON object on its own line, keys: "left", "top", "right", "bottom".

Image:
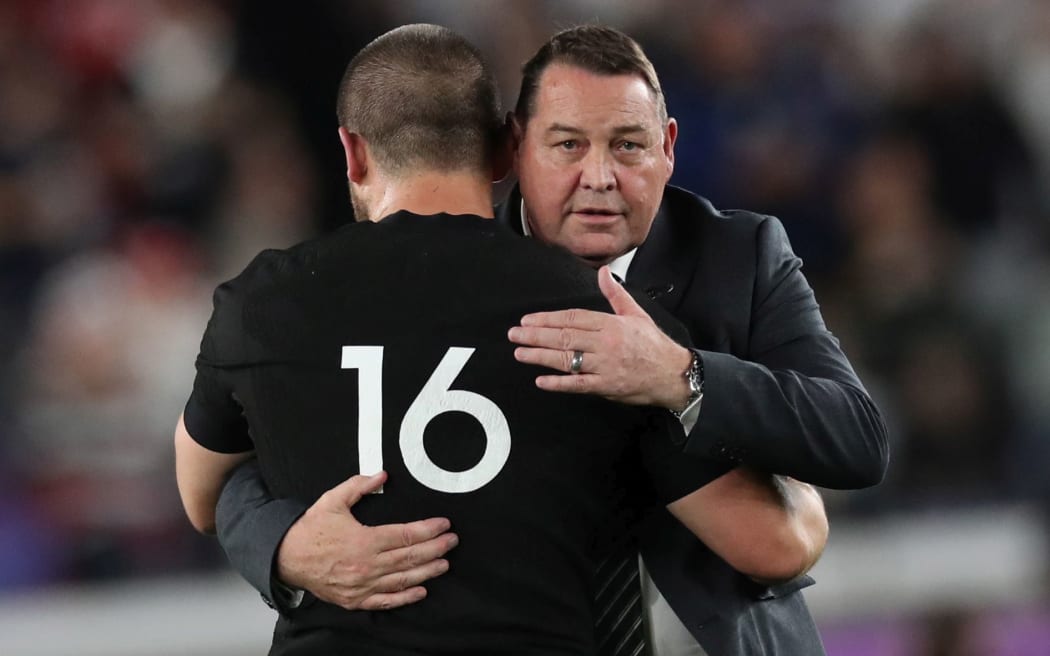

{"left": 579, "top": 148, "right": 616, "bottom": 191}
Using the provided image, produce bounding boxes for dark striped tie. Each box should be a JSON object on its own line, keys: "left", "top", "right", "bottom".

{"left": 594, "top": 547, "right": 650, "bottom": 656}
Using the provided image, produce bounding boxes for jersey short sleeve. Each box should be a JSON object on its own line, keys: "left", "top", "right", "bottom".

{"left": 183, "top": 271, "right": 255, "bottom": 454}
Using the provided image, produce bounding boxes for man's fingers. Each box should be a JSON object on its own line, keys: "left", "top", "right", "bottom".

{"left": 535, "top": 373, "right": 604, "bottom": 394}
{"left": 598, "top": 265, "right": 648, "bottom": 318}
{"left": 508, "top": 326, "right": 601, "bottom": 353}
{"left": 370, "top": 558, "right": 451, "bottom": 596}
{"left": 371, "top": 516, "right": 454, "bottom": 551}
{"left": 518, "top": 308, "right": 609, "bottom": 330}
{"left": 317, "top": 471, "right": 388, "bottom": 512}
{"left": 514, "top": 346, "right": 598, "bottom": 374}
{"left": 375, "top": 532, "right": 460, "bottom": 571}
{"left": 356, "top": 586, "right": 429, "bottom": 611}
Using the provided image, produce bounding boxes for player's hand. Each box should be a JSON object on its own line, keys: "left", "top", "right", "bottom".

{"left": 508, "top": 265, "right": 694, "bottom": 410}
{"left": 275, "top": 471, "right": 458, "bottom": 611}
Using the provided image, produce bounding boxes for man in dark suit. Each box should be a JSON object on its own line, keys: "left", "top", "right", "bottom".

{"left": 214, "top": 25, "right": 886, "bottom": 656}
{"left": 500, "top": 26, "right": 885, "bottom": 655}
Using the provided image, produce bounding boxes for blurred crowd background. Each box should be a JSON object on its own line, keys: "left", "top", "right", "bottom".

{"left": 1, "top": 0, "right": 1049, "bottom": 654}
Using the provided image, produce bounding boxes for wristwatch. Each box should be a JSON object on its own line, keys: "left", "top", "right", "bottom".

{"left": 671, "top": 349, "right": 704, "bottom": 418}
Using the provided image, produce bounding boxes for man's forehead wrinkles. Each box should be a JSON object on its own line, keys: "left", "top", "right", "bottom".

{"left": 546, "top": 123, "right": 584, "bottom": 134}
{"left": 611, "top": 124, "right": 649, "bottom": 135}
{"left": 543, "top": 122, "right": 653, "bottom": 137}
{"left": 537, "top": 93, "right": 658, "bottom": 129}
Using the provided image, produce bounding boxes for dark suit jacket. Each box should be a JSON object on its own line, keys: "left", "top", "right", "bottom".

{"left": 215, "top": 185, "right": 888, "bottom": 655}
{"left": 496, "top": 185, "right": 887, "bottom": 655}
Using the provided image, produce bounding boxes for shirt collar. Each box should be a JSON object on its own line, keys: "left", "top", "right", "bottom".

{"left": 520, "top": 199, "right": 637, "bottom": 281}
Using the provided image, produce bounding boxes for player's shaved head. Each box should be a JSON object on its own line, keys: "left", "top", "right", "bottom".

{"left": 336, "top": 24, "right": 502, "bottom": 177}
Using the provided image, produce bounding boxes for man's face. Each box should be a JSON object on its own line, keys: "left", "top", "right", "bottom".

{"left": 513, "top": 63, "right": 677, "bottom": 266}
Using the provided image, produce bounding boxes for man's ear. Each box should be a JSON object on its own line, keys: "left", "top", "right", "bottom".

{"left": 662, "top": 117, "right": 678, "bottom": 177}
{"left": 338, "top": 127, "right": 369, "bottom": 183}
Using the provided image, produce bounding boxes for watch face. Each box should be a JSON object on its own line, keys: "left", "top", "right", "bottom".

{"left": 687, "top": 353, "right": 703, "bottom": 395}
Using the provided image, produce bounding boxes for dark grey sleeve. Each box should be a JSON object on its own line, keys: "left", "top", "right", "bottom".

{"left": 215, "top": 458, "right": 310, "bottom": 613}
{"left": 684, "top": 216, "right": 889, "bottom": 489}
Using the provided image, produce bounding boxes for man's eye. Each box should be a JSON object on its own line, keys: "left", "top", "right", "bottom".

{"left": 619, "top": 141, "right": 639, "bottom": 152}
{"left": 558, "top": 140, "right": 577, "bottom": 150}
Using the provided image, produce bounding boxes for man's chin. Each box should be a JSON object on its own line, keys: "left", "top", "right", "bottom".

{"left": 570, "top": 244, "right": 622, "bottom": 269}
{"left": 575, "top": 253, "right": 614, "bottom": 269}
{"left": 563, "top": 235, "right": 629, "bottom": 268}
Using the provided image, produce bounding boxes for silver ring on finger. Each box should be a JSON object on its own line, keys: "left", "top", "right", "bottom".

{"left": 570, "top": 350, "right": 584, "bottom": 374}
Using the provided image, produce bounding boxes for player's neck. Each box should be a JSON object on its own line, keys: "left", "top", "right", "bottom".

{"left": 369, "top": 170, "right": 494, "bottom": 221}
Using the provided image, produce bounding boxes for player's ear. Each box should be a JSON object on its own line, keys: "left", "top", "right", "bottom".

{"left": 338, "top": 127, "right": 369, "bottom": 183}
{"left": 490, "top": 120, "right": 512, "bottom": 183}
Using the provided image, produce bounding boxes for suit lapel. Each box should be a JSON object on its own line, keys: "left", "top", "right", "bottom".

{"left": 627, "top": 195, "right": 698, "bottom": 314}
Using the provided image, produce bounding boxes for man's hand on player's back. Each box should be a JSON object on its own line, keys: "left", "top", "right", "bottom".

{"left": 277, "top": 471, "right": 459, "bottom": 611}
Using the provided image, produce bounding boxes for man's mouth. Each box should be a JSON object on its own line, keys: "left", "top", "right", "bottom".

{"left": 570, "top": 208, "right": 624, "bottom": 223}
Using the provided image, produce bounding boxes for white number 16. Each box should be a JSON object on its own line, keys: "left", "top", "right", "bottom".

{"left": 341, "top": 346, "right": 511, "bottom": 493}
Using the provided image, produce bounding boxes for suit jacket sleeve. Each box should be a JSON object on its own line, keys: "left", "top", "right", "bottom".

{"left": 216, "top": 458, "right": 310, "bottom": 613}
{"left": 685, "top": 216, "right": 889, "bottom": 489}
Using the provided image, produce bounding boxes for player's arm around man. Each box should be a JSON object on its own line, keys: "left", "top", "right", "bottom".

{"left": 174, "top": 413, "right": 254, "bottom": 534}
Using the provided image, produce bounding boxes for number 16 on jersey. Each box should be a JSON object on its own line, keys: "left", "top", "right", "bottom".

{"left": 341, "top": 346, "right": 512, "bottom": 494}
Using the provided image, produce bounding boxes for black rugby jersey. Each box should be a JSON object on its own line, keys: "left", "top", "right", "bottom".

{"left": 184, "top": 211, "right": 728, "bottom": 655}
